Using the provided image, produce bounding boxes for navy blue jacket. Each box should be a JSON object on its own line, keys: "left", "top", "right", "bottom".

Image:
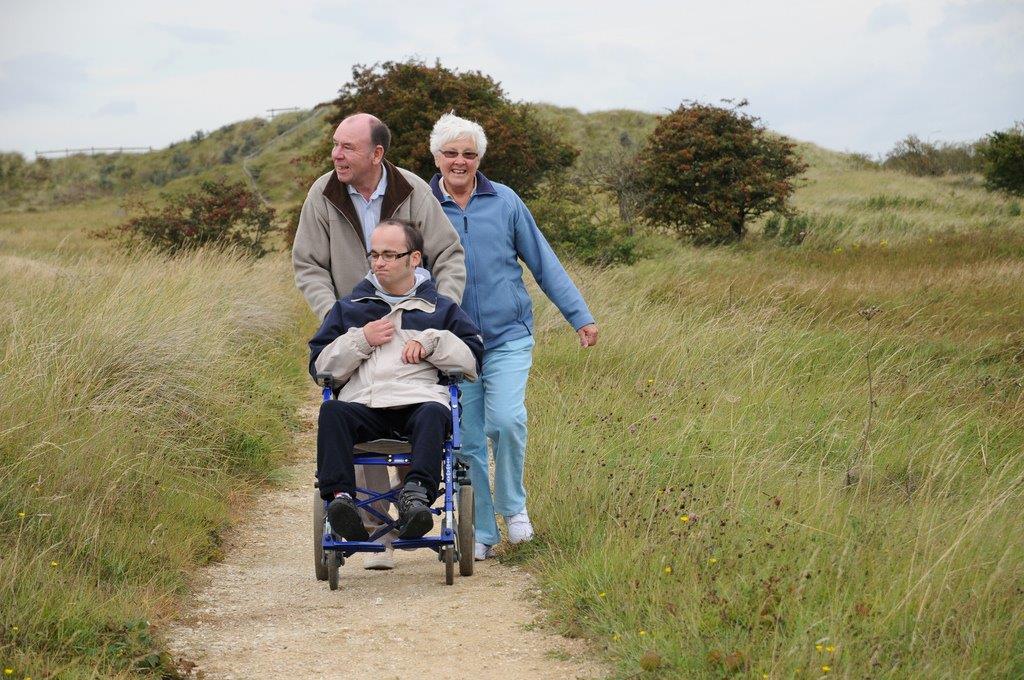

{"left": 309, "top": 278, "right": 483, "bottom": 399}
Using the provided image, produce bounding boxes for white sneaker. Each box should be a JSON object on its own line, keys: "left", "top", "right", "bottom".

{"left": 505, "top": 512, "right": 534, "bottom": 544}
{"left": 363, "top": 544, "right": 395, "bottom": 570}
{"left": 474, "top": 542, "right": 496, "bottom": 561}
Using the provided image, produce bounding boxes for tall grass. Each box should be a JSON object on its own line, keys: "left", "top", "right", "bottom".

{"left": 523, "top": 229, "right": 1024, "bottom": 677}
{"left": 0, "top": 248, "right": 309, "bottom": 677}
{"left": 784, "top": 143, "right": 1024, "bottom": 247}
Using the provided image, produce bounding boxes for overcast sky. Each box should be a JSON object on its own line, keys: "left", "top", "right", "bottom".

{"left": 1, "top": 0, "right": 1021, "bottom": 159}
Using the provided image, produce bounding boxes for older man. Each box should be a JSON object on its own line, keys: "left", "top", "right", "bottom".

{"left": 294, "top": 113, "right": 466, "bottom": 568}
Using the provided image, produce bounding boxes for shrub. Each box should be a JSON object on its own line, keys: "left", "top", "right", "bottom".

{"left": 979, "top": 124, "right": 1024, "bottom": 197}
{"left": 882, "top": 135, "right": 983, "bottom": 176}
{"left": 574, "top": 131, "right": 646, "bottom": 232}
{"left": 317, "top": 59, "right": 577, "bottom": 199}
{"left": 527, "top": 174, "right": 641, "bottom": 266}
{"left": 220, "top": 144, "right": 240, "bottom": 164}
{"left": 104, "top": 179, "right": 277, "bottom": 257}
{"left": 637, "top": 100, "right": 806, "bottom": 243}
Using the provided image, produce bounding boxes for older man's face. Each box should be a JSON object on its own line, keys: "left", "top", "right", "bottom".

{"left": 331, "top": 117, "right": 380, "bottom": 187}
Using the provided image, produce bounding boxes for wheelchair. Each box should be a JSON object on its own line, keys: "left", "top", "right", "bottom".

{"left": 312, "top": 372, "right": 475, "bottom": 589}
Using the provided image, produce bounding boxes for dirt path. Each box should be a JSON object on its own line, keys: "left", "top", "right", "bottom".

{"left": 166, "top": 402, "right": 603, "bottom": 679}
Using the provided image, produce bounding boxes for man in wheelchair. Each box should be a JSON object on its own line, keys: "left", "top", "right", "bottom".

{"left": 309, "top": 218, "right": 483, "bottom": 543}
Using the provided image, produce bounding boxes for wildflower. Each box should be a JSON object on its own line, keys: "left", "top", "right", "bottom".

{"left": 880, "top": 239, "right": 888, "bottom": 247}
{"left": 599, "top": 592, "right": 606, "bottom": 598}
{"left": 647, "top": 379, "right": 654, "bottom": 385}
{"left": 613, "top": 633, "right": 621, "bottom": 641}
{"left": 815, "top": 643, "right": 823, "bottom": 652}
{"left": 3, "top": 670, "right": 11, "bottom": 676}
{"left": 826, "top": 645, "right": 836, "bottom": 653}
{"left": 821, "top": 665, "right": 831, "bottom": 673}
{"left": 679, "top": 514, "right": 690, "bottom": 523}
{"left": 50, "top": 561, "right": 58, "bottom": 567}
{"left": 10, "top": 626, "right": 17, "bottom": 633}
{"left": 663, "top": 565, "right": 673, "bottom": 575}
{"left": 833, "top": 247, "right": 843, "bottom": 253}
{"left": 639, "top": 630, "right": 647, "bottom": 636}
{"left": 928, "top": 237, "right": 934, "bottom": 243}
{"left": 708, "top": 557, "right": 718, "bottom": 564}
{"left": 17, "top": 511, "right": 25, "bottom": 518}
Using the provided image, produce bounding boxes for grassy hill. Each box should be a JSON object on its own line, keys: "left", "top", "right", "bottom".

{"left": 0, "top": 107, "right": 331, "bottom": 211}
{"left": 1, "top": 107, "right": 1022, "bottom": 677}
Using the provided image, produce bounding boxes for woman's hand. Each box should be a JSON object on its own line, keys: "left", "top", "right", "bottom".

{"left": 577, "top": 323, "right": 599, "bottom": 348}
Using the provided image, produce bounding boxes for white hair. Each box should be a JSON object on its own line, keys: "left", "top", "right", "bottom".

{"left": 429, "top": 112, "right": 488, "bottom": 159}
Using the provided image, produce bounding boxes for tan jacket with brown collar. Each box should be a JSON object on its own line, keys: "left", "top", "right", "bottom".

{"left": 292, "top": 160, "right": 466, "bottom": 320}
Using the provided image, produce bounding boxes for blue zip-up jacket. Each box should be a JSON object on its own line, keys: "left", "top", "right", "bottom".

{"left": 430, "top": 171, "right": 595, "bottom": 350}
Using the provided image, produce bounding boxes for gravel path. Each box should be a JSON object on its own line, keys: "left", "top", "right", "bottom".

{"left": 166, "top": 402, "right": 602, "bottom": 679}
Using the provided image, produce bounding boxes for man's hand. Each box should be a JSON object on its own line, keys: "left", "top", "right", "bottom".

{"left": 362, "top": 318, "right": 395, "bottom": 347}
{"left": 577, "top": 323, "right": 599, "bottom": 348}
{"left": 402, "top": 339, "right": 428, "bottom": 364}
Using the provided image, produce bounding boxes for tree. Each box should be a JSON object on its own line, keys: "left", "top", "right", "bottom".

{"left": 104, "top": 179, "right": 277, "bottom": 257}
{"left": 316, "top": 60, "right": 577, "bottom": 198}
{"left": 980, "top": 124, "right": 1024, "bottom": 197}
{"left": 637, "top": 101, "right": 806, "bottom": 243}
{"left": 575, "top": 131, "right": 646, "bottom": 233}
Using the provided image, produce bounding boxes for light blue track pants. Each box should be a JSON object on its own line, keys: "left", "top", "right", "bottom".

{"left": 458, "top": 335, "right": 535, "bottom": 546}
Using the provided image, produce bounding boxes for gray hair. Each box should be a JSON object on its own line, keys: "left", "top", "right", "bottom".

{"left": 429, "top": 112, "right": 488, "bottom": 159}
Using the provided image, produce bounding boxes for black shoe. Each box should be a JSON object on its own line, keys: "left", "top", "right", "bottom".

{"left": 327, "top": 494, "right": 369, "bottom": 541}
{"left": 396, "top": 481, "right": 433, "bottom": 539}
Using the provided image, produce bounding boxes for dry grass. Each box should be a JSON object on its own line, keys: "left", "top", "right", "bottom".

{"left": 519, "top": 200, "right": 1023, "bottom": 676}
{"left": 0, "top": 227, "right": 311, "bottom": 676}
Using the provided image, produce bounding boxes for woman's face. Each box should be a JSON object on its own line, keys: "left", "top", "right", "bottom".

{"left": 434, "top": 136, "right": 480, "bottom": 195}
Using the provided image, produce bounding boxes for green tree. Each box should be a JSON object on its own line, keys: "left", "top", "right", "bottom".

{"left": 637, "top": 101, "right": 806, "bottom": 243}
{"left": 317, "top": 60, "right": 577, "bottom": 198}
{"left": 980, "top": 124, "right": 1024, "bottom": 197}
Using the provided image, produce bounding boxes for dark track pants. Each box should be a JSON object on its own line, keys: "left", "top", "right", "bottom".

{"left": 317, "top": 400, "right": 450, "bottom": 502}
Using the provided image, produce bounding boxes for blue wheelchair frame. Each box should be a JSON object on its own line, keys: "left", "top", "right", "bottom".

{"left": 315, "top": 372, "right": 470, "bottom": 586}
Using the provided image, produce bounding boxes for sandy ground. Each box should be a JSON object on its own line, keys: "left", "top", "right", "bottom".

{"left": 166, "top": 403, "right": 603, "bottom": 680}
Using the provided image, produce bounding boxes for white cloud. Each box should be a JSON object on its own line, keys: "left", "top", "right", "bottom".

{"left": 0, "top": 0, "right": 1021, "bottom": 156}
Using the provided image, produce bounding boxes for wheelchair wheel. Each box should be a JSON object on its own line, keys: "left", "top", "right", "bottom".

{"left": 457, "top": 484, "right": 474, "bottom": 577}
{"left": 327, "top": 550, "right": 341, "bottom": 591}
{"left": 443, "top": 545, "right": 455, "bottom": 585}
{"left": 313, "top": 491, "right": 327, "bottom": 581}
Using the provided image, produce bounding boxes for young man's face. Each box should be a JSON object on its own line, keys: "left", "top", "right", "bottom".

{"left": 368, "top": 224, "right": 421, "bottom": 293}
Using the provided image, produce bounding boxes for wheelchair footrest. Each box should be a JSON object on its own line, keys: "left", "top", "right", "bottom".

{"left": 322, "top": 537, "right": 386, "bottom": 552}
{"left": 393, "top": 536, "right": 454, "bottom": 550}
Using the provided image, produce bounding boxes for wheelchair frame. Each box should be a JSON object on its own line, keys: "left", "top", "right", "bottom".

{"left": 312, "top": 372, "right": 475, "bottom": 588}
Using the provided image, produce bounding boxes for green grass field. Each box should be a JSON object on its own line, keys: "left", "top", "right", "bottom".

{"left": 0, "top": 207, "right": 314, "bottom": 676}
{"left": 520, "top": 172, "right": 1024, "bottom": 676}
{"left": 1, "top": 113, "right": 1021, "bottom": 677}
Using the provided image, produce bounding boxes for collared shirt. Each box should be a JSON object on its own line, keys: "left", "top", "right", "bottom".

{"left": 438, "top": 175, "right": 477, "bottom": 205}
{"left": 347, "top": 166, "right": 388, "bottom": 246}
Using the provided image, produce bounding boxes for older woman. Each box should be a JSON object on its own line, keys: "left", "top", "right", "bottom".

{"left": 428, "top": 113, "right": 599, "bottom": 560}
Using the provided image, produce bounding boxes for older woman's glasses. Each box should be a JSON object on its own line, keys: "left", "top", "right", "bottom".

{"left": 367, "top": 251, "right": 411, "bottom": 263}
{"left": 440, "top": 150, "right": 478, "bottom": 160}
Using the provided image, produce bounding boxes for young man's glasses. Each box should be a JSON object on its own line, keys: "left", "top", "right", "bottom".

{"left": 366, "top": 251, "right": 412, "bottom": 263}
{"left": 439, "top": 150, "right": 479, "bottom": 160}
